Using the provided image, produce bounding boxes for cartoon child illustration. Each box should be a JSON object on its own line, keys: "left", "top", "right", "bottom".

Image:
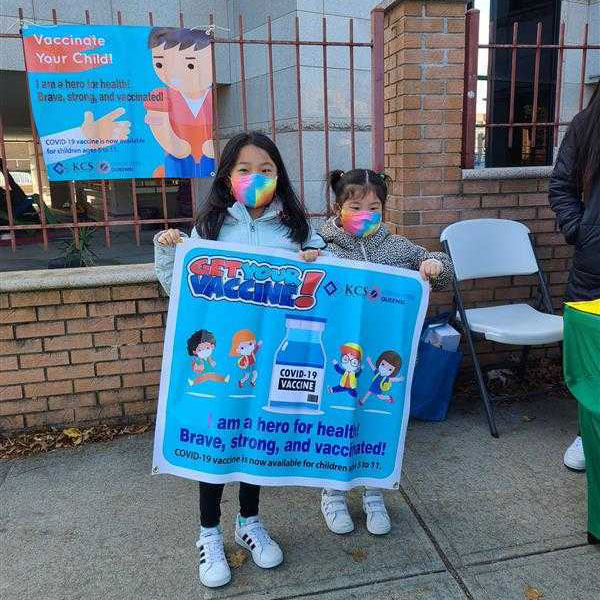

{"left": 328, "top": 342, "right": 363, "bottom": 398}
{"left": 360, "top": 351, "right": 404, "bottom": 405}
{"left": 187, "top": 329, "right": 230, "bottom": 386}
{"left": 145, "top": 27, "right": 215, "bottom": 178}
{"left": 230, "top": 329, "right": 262, "bottom": 388}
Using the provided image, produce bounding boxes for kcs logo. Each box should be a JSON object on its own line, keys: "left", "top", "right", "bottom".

{"left": 72, "top": 162, "right": 94, "bottom": 172}
{"left": 344, "top": 284, "right": 380, "bottom": 302}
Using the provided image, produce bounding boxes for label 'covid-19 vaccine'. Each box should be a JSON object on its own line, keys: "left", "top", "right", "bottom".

{"left": 267, "top": 315, "right": 327, "bottom": 414}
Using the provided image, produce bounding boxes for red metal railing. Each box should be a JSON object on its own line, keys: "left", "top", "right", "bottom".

{"left": 462, "top": 8, "right": 600, "bottom": 169}
{"left": 0, "top": 7, "right": 384, "bottom": 253}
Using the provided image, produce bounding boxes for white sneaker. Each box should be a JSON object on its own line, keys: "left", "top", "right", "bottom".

{"left": 196, "top": 526, "right": 231, "bottom": 588}
{"left": 321, "top": 488, "right": 354, "bottom": 534}
{"left": 363, "top": 489, "right": 391, "bottom": 535}
{"left": 235, "top": 515, "right": 283, "bottom": 568}
{"left": 564, "top": 436, "right": 586, "bottom": 471}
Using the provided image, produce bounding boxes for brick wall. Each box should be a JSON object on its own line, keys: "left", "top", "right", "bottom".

{"left": 0, "top": 283, "right": 168, "bottom": 432}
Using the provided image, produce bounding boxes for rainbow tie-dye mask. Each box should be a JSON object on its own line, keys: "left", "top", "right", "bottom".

{"left": 231, "top": 173, "right": 277, "bottom": 209}
{"left": 340, "top": 209, "right": 382, "bottom": 238}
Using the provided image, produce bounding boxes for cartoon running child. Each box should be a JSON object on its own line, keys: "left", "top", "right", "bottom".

{"left": 230, "top": 329, "right": 262, "bottom": 388}
{"left": 360, "top": 350, "right": 404, "bottom": 405}
{"left": 187, "top": 329, "right": 230, "bottom": 386}
{"left": 145, "top": 27, "right": 215, "bottom": 178}
{"left": 328, "top": 342, "right": 363, "bottom": 398}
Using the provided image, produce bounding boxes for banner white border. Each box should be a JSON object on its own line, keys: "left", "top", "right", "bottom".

{"left": 152, "top": 239, "right": 429, "bottom": 490}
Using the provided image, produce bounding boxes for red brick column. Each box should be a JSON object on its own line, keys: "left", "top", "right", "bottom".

{"left": 383, "top": 0, "right": 465, "bottom": 249}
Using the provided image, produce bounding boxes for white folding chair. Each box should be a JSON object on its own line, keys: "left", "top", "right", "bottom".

{"left": 440, "top": 219, "right": 563, "bottom": 437}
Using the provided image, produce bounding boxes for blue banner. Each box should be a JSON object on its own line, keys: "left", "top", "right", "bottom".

{"left": 23, "top": 24, "right": 214, "bottom": 180}
{"left": 153, "top": 240, "right": 429, "bottom": 489}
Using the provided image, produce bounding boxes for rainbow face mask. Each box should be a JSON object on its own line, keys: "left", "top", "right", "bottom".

{"left": 231, "top": 173, "right": 277, "bottom": 209}
{"left": 340, "top": 208, "right": 382, "bottom": 238}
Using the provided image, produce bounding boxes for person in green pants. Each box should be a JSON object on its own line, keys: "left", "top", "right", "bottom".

{"left": 563, "top": 301, "right": 600, "bottom": 544}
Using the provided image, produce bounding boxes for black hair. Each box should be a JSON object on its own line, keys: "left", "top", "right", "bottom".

{"left": 187, "top": 329, "right": 216, "bottom": 355}
{"left": 194, "top": 131, "right": 310, "bottom": 244}
{"left": 148, "top": 27, "right": 211, "bottom": 51}
{"left": 327, "top": 168, "right": 391, "bottom": 209}
{"left": 575, "top": 83, "right": 600, "bottom": 194}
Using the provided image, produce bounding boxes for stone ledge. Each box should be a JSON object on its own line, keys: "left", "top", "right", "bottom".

{"left": 378, "top": 0, "right": 465, "bottom": 10}
{"left": 462, "top": 166, "right": 554, "bottom": 180}
{"left": 0, "top": 264, "right": 157, "bottom": 292}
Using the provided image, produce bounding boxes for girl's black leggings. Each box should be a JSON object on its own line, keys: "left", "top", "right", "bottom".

{"left": 199, "top": 481, "right": 261, "bottom": 528}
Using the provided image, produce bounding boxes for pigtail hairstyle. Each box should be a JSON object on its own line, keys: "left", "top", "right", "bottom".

{"left": 327, "top": 168, "right": 391, "bottom": 209}
{"left": 328, "top": 169, "right": 346, "bottom": 196}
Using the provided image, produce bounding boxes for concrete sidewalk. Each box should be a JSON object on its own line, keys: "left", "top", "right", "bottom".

{"left": 2, "top": 393, "right": 599, "bottom": 600}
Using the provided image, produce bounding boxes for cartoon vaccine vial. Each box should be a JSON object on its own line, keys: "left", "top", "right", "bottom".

{"left": 267, "top": 315, "right": 327, "bottom": 414}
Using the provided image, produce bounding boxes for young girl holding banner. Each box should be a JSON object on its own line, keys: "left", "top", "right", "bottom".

{"left": 154, "top": 132, "right": 325, "bottom": 588}
{"left": 318, "top": 168, "right": 453, "bottom": 536}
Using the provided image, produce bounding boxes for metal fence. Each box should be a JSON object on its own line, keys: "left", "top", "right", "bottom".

{"left": 0, "top": 6, "right": 384, "bottom": 253}
{"left": 462, "top": 8, "right": 600, "bottom": 169}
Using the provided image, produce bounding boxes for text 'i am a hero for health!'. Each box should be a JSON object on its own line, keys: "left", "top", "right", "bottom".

{"left": 187, "top": 255, "right": 326, "bottom": 310}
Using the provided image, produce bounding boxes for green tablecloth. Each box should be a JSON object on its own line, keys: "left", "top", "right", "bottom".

{"left": 563, "top": 303, "right": 600, "bottom": 542}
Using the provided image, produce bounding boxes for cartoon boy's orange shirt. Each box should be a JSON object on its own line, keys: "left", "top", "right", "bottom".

{"left": 145, "top": 87, "right": 212, "bottom": 161}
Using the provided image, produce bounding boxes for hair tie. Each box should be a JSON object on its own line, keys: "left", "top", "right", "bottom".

{"left": 378, "top": 171, "right": 386, "bottom": 182}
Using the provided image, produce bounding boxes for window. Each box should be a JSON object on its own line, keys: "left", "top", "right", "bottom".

{"left": 477, "top": 0, "right": 561, "bottom": 167}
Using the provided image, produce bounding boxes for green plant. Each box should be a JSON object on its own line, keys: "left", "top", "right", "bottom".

{"left": 58, "top": 226, "right": 98, "bottom": 267}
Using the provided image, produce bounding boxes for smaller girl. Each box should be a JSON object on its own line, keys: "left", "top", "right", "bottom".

{"left": 319, "top": 168, "right": 453, "bottom": 537}
{"left": 360, "top": 351, "right": 403, "bottom": 405}
{"left": 230, "top": 329, "right": 262, "bottom": 387}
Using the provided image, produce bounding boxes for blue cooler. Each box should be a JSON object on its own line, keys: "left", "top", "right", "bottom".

{"left": 410, "top": 313, "right": 463, "bottom": 422}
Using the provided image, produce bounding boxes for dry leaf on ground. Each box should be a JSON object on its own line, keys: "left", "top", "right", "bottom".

{"left": 0, "top": 422, "right": 153, "bottom": 460}
{"left": 524, "top": 584, "right": 544, "bottom": 600}
{"left": 63, "top": 427, "right": 83, "bottom": 444}
{"left": 227, "top": 549, "right": 248, "bottom": 568}
{"left": 349, "top": 548, "right": 368, "bottom": 562}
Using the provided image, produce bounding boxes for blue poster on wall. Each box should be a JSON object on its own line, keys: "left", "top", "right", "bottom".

{"left": 152, "top": 240, "right": 429, "bottom": 490}
{"left": 23, "top": 24, "right": 215, "bottom": 180}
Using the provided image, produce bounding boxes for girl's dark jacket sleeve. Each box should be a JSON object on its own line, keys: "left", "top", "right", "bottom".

{"left": 548, "top": 114, "right": 585, "bottom": 245}
{"left": 549, "top": 110, "right": 600, "bottom": 301}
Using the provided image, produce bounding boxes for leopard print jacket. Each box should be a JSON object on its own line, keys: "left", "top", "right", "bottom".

{"left": 320, "top": 217, "right": 453, "bottom": 291}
